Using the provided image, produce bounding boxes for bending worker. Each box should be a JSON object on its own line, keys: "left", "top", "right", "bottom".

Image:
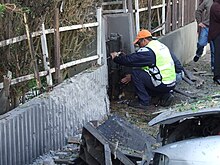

{"left": 110, "top": 29, "right": 176, "bottom": 109}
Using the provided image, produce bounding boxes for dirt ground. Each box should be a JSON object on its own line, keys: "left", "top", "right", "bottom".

{"left": 110, "top": 50, "right": 220, "bottom": 138}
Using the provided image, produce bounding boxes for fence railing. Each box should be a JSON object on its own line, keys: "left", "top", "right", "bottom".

{"left": 0, "top": 0, "right": 197, "bottom": 89}
{"left": 103, "top": 0, "right": 197, "bottom": 35}
{"left": 0, "top": 8, "right": 102, "bottom": 89}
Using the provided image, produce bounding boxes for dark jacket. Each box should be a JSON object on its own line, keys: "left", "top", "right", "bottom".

{"left": 195, "top": 0, "right": 213, "bottom": 26}
{"left": 113, "top": 47, "right": 156, "bottom": 68}
{"left": 208, "top": 1, "right": 220, "bottom": 41}
{"left": 113, "top": 47, "right": 183, "bottom": 74}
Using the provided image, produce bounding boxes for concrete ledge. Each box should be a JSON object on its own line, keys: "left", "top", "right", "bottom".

{"left": 160, "top": 22, "right": 197, "bottom": 64}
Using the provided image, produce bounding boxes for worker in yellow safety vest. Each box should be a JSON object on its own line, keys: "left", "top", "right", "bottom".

{"left": 111, "top": 29, "right": 176, "bottom": 109}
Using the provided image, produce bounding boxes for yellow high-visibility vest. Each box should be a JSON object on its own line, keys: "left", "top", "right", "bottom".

{"left": 142, "top": 40, "right": 176, "bottom": 86}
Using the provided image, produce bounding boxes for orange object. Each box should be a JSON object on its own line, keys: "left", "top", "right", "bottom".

{"left": 133, "top": 29, "right": 152, "bottom": 44}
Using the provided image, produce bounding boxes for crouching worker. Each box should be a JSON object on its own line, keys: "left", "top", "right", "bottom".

{"left": 110, "top": 29, "right": 176, "bottom": 109}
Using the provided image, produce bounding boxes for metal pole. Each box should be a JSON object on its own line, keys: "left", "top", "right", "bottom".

{"left": 135, "top": 0, "right": 140, "bottom": 33}
{"left": 97, "top": 7, "right": 102, "bottom": 65}
{"left": 122, "top": 0, "right": 127, "bottom": 13}
{"left": 162, "top": 0, "right": 166, "bottom": 35}
{"left": 127, "top": 0, "right": 136, "bottom": 39}
{"left": 40, "top": 23, "right": 53, "bottom": 86}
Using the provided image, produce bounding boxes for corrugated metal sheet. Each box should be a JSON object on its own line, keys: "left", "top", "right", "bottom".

{"left": 0, "top": 66, "right": 109, "bottom": 165}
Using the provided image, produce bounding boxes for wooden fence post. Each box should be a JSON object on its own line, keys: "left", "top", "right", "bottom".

{"left": 54, "top": 7, "right": 61, "bottom": 84}
{"left": 0, "top": 71, "right": 12, "bottom": 115}
{"left": 147, "top": 0, "right": 152, "bottom": 30}
{"left": 172, "top": 0, "right": 177, "bottom": 30}
{"left": 178, "top": 0, "right": 183, "bottom": 28}
{"left": 23, "top": 13, "right": 42, "bottom": 89}
{"left": 165, "top": 0, "right": 171, "bottom": 33}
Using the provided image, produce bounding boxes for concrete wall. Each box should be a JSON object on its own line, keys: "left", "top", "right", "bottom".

{"left": 0, "top": 66, "right": 109, "bottom": 165}
{"left": 159, "top": 22, "right": 198, "bottom": 65}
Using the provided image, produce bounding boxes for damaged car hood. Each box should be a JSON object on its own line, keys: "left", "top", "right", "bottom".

{"left": 153, "top": 136, "right": 220, "bottom": 165}
{"left": 149, "top": 108, "right": 220, "bottom": 126}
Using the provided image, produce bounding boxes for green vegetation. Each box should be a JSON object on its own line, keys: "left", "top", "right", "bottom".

{"left": 0, "top": 4, "right": 6, "bottom": 16}
{"left": 173, "top": 93, "right": 220, "bottom": 112}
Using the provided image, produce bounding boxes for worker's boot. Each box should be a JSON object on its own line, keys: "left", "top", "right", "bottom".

{"left": 160, "top": 93, "right": 174, "bottom": 107}
{"left": 193, "top": 55, "right": 200, "bottom": 62}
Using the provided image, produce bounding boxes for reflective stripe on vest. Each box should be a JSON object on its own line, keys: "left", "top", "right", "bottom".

{"left": 142, "top": 40, "right": 176, "bottom": 86}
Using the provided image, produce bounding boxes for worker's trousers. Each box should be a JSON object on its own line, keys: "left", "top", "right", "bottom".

{"left": 196, "top": 27, "right": 214, "bottom": 70}
{"left": 131, "top": 69, "right": 175, "bottom": 106}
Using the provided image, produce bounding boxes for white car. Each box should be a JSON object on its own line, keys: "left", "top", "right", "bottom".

{"left": 149, "top": 108, "right": 220, "bottom": 165}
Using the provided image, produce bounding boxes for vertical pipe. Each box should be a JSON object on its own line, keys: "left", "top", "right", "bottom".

{"left": 97, "top": 7, "right": 102, "bottom": 65}
{"left": 127, "top": 0, "right": 133, "bottom": 14}
{"left": 122, "top": 0, "right": 127, "bottom": 13}
{"left": 127, "top": 0, "right": 136, "bottom": 39}
{"left": 162, "top": 0, "right": 166, "bottom": 35}
{"left": 195, "top": 0, "right": 198, "bottom": 8}
{"left": 54, "top": 8, "right": 61, "bottom": 84}
{"left": 182, "top": 0, "right": 185, "bottom": 26}
{"left": 41, "top": 23, "right": 53, "bottom": 86}
{"left": 147, "top": 0, "right": 152, "bottom": 30}
{"left": 135, "top": 0, "right": 140, "bottom": 33}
